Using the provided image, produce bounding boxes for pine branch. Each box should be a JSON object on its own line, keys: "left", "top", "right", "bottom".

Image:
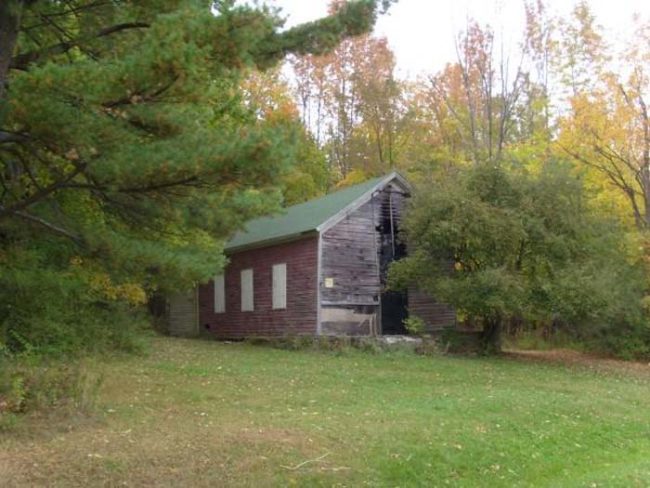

{"left": 22, "top": 0, "right": 111, "bottom": 29}
{"left": 103, "top": 77, "right": 178, "bottom": 109}
{"left": 0, "top": 160, "right": 87, "bottom": 220}
{"left": 5, "top": 207, "right": 83, "bottom": 244}
{"left": 10, "top": 22, "right": 150, "bottom": 70}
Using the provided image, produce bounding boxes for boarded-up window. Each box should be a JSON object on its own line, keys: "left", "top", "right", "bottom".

{"left": 214, "top": 274, "right": 225, "bottom": 313}
{"left": 272, "top": 263, "right": 287, "bottom": 309}
{"left": 241, "top": 269, "right": 254, "bottom": 311}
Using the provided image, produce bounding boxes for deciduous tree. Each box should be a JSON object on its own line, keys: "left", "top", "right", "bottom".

{"left": 390, "top": 163, "right": 646, "bottom": 353}
{"left": 289, "top": 1, "right": 409, "bottom": 180}
{"left": 557, "top": 10, "right": 650, "bottom": 229}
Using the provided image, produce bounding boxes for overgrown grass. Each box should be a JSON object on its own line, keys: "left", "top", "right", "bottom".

{"left": 503, "top": 330, "right": 586, "bottom": 352}
{"left": 0, "top": 356, "right": 105, "bottom": 432}
{"left": 2, "top": 337, "right": 650, "bottom": 486}
{"left": 505, "top": 327, "right": 650, "bottom": 360}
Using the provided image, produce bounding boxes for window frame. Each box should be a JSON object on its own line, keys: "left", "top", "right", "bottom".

{"left": 240, "top": 268, "right": 254, "bottom": 312}
{"left": 272, "top": 263, "right": 287, "bottom": 310}
{"left": 213, "top": 273, "right": 225, "bottom": 313}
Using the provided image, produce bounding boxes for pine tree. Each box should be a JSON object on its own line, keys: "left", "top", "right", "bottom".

{"left": 0, "top": 0, "right": 386, "bottom": 353}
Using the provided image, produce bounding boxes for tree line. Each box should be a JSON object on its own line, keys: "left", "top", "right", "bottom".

{"left": 272, "top": 0, "right": 649, "bottom": 355}
{"left": 0, "top": 0, "right": 648, "bottom": 358}
{"left": 279, "top": 1, "right": 648, "bottom": 217}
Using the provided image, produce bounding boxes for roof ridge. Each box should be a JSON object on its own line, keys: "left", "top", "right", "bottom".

{"left": 225, "top": 173, "right": 403, "bottom": 253}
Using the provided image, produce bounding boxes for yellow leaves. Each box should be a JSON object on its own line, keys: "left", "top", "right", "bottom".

{"left": 88, "top": 272, "right": 147, "bottom": 305}
{"left": 88, "top": 273, "right": 112, "bottom": 294}
{"left": 335, "top": 169, "right": 369, "bottom": 189}
{"left": 116, "top": 283, "right": 148, "bottom": 305}
{"left": 556, "top": 80, "right": 649, "bottom": 228}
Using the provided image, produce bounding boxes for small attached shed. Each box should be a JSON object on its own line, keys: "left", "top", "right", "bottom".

{"left": 169, "top": 173, "right": 454, "bottom": 338}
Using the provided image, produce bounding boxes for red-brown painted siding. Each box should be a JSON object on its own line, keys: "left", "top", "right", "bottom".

{"left": 199, "top": 236, "right": 318, "bottom": 339}
{"left": 408, "top": 288, "right": 456, "bottom": 331}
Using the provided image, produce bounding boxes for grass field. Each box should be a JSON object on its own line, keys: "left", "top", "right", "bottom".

{"left": 2, "top": 337, "right": 650, "bottom": 487}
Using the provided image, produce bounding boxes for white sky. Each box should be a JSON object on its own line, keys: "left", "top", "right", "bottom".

{"left": 262, "top": 0, "right": 650, "bottom": 78}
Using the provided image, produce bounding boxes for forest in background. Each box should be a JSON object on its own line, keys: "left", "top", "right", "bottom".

{"left": 255, "top": 0, "right": 650, "bottom": 356}
{"left": 0, "top": 0, "right": 649, "bottom": 366}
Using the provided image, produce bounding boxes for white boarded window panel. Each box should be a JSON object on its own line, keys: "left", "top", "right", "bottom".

{"left": 272, "top": 263, "right": 287, "bottom": 310}
{"left": 213, "top": 274, "right": 225, "bottom": 313}
{"left": 241, "top": 269, "right": 254, "bottom": 311}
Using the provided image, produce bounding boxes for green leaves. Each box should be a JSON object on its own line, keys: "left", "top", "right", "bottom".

{"left": 390, "top": 161, "right": 646, "bottom": 350}
{"left": 0, "top": 0, "right": 382, "bottom": 355}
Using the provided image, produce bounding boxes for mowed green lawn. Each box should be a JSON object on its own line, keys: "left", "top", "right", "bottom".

{"left": 2, "top": 337, "right": 650, "bottom": 487}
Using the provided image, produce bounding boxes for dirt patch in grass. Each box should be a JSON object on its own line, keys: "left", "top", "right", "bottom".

{"left": 1, "top": 407, "right": 316, "bottom": 487}
{"left": 505, "top": 348, "right": 650, "bottom": 377}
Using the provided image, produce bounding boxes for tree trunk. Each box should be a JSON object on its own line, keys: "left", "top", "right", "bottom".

{"left": 639, "top": 92, "right": 650, "bottom": 229}
{"left": 0, "top": 1, "right": 24, "bottom": 102}
{"left": 480, "top": 316, "right": 502, "bottom": 354}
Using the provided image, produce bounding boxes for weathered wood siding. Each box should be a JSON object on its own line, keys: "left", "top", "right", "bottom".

{"left": 199, "top": 236, "right": 318, "bottom": 339}
{"left": 319, "top": 183, "right": 408, "bottom": 306}
{"left": 408, "top": 288, "right": 456, "bottom": 331}
{"left": 318, "top": 180, "right": 454, "bottom": 335}
{"left": 319, "top": 182, "right": 410, "bottom": 336}
{"left": 168, "top": 289, "right": 198, "bottom": 337}
{"left": 321, "top": 199, "right": 381, "bottom": 306}
{"left": 319, "top": 199, "right": 380, "bottom": 335}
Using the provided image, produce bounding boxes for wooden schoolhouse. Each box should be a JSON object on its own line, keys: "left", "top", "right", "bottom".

{"left": 168, "top": 172, "right": 454, "bottom": 338}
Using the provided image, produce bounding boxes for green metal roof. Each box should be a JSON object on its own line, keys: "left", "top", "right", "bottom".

{"left": 226, "top": 175, "right": 387, "bottom": 252}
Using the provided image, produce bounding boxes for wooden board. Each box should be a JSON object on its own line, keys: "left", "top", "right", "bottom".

{"left": 168, "top": 289, "right": 198, "bottom": 337}
{"left": 320, "top": 199, "right": 381, "bottom": 307}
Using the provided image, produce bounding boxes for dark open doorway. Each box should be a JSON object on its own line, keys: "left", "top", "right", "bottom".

{"left": 381, "top": 290, "right": 408, "bottom": 334}
{"left": 376, "top": 186, "right": 409, "bottom": 335}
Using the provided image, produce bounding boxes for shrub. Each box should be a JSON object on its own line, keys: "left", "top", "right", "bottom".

{"left": 0, "top": 266, "right": 150, "bottom": 358}
{"left": 351, "top": 337, "right": 383, "bottom": 354}
{"left": 403, "top": 316, "right": 426, "bottom": 335}
{"left": 390, "top": 162, "right": 649, "bottom": 356}
{"left": 439, "top": 329, "right": 484, "bottom": 354}
{"left": 0, "top": 241, "right": 153, "bottom": 359}
{"left": 414, "top": 337, "right": 442, "bottom": 356}
{"left": 0, "top": 356, "right": 103, "bottom": 429}
{"left": 573, "top": 321, "right": 650, "bottom": 360}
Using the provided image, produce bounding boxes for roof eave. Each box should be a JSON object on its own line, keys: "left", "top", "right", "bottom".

{"left": 389, "top": 170, "right": 413, "bottom": 193}
{"left": 316, "top": 172, "right": 409, "bottom": 234}
{"left": 225, "top": 229, "right": 319, "bottom": 255}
